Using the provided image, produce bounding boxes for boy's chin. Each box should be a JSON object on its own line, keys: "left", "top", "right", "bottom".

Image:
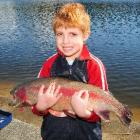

{"left": 64, "top": 53, "right": 80, "bottom": 60}
{"left": 61, "top": 49, "right": 81, "bottom": 59}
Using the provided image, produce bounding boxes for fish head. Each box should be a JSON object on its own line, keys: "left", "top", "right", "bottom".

{"left": 9, "top": 85, "right": 27, "bottom": 107}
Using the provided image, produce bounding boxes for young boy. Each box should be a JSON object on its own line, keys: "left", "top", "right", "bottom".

{"left": 32, "top": 3, "right": 108, "bottom": 140}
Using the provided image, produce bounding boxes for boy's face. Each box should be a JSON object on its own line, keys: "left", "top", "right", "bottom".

{"left": 55, "top": 27, "right": 89, "bottom": 60}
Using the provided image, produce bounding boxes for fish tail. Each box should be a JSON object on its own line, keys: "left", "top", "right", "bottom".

{"left": 120, "top": 105, "right": 133, "bottom": 127}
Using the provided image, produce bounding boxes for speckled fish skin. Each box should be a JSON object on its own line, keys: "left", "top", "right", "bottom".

{"left": 10, "top": 77, "right": 132, "bottom": 126}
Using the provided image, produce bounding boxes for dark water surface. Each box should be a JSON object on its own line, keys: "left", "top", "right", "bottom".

{"left": 0, "top": 0, "right": 140, "bottom": 106}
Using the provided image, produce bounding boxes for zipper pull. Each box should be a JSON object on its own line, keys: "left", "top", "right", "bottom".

{"left": 69, "top": 68, "right": 72, "bottom": 75}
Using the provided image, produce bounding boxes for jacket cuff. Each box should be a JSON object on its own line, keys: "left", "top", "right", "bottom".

{"left": 31, "top": 104, "right": 48, "bottom": 116}
{"left": 86, "top": 111, "right": 101, "bottom": 122}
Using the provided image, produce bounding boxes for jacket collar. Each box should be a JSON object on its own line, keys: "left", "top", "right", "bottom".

{"left": 57, "top": 44, "right": 91, "bottom": 61}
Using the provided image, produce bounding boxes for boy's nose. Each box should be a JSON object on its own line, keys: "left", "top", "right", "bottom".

{"left": 63, "top": 35, "right": 69, "bottom": 44}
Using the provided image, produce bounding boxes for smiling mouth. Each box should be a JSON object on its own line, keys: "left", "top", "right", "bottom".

{"left": 63, "top": 47, "right": 73, "bottom": 51}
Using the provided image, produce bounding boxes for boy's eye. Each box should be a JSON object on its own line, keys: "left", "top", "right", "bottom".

{"left": 56, "top": 33, "right": 63, "bottom": 36}
{"left": 70, "top": 33, "right": 77, "bottom": 36}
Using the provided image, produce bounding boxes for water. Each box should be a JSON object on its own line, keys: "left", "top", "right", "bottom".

{"left": 0, "top": 0, "right": 140, "bottom": 106}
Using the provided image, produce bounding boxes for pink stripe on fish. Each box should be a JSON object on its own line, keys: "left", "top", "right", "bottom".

{"left": 16, "top": 87, "right": 27, "bottom": 102}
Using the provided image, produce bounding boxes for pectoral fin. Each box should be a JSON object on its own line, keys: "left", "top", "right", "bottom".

{"left": 97, "top": 110, "right": 110, "bottom": 122}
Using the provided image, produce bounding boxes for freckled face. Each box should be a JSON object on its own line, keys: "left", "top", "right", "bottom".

{"left": 55, "top": 27, "right": 88, "bottom": 60}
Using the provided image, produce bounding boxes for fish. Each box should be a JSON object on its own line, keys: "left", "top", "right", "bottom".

{"left": 9, "top": 77, "right": 132, "bottom": 126}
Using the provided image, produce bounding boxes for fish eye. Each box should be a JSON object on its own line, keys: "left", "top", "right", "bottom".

{"left": 10, "top": 90, "right": 14, "bottom": 95}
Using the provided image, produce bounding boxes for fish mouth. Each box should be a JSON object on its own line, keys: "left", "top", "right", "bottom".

{"left": 8, "top": 99, "right": 32, "bottom": 108}
{"left": 8, "top": 99, "right": 21, "bottom": 107}
{"left": 10, "top": 90, "right": 14, "bottom": 95}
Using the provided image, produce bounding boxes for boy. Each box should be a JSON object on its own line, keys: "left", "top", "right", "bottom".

{"left": 32, "top": 3, "right": 108, "bottom": 140}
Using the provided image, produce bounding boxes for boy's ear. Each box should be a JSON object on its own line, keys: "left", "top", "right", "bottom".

{"left": 83, "top": 32, "right": 90, "bottom": 41}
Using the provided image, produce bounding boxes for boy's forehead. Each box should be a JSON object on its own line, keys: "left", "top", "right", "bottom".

{"left": 55, "top": 26, "right": 82, "bottom": 32}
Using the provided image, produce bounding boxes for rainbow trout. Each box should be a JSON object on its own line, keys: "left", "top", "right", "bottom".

{"left": 9, "top": 77, "right": 132, "bottom": 126}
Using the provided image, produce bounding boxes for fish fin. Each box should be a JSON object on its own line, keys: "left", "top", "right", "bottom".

{"left": 18, "top": 102, "right": 33, "bottom": 112}
{"left": 119, "top": 105, "right": 133, "bottom": 127}
{"left": 19, "top": 107, "right": 25, "bottom": 112}
{"left": 63, "top": 110, "right": 76, "bottom": 118}
{"left": 21, "top": 102, "right": 32, "bottom": 107}
{"left": 16, "top": 101, "right": 32, "bottom": 110}
{"left": 8, "top": 99, "right": 17, "bottom": 106}
{"left": 97, "top": 110, "right": 110, "bottom": 122}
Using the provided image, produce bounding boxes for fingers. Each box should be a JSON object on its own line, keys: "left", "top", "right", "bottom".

{"left": 54, "top": 85, "right": 61, "bottom": 96}
{"left": 54, "top": 85, "right": 62, "bottom": 100}
{"left": 82, "top": 90, "right": 89, "bottom": 101}
{"left": 46, "top": 82, "right": 54, "bottom": 94}
{"left": 44, "top": 82, "right": 61, "bottom": 97}
{"left": 74, "top": 90, "right": 89, "bottom": 99}
{"left": 38, "top": 85, "right": 45, "bottom": 96}
{"left": 56, "top": 92, "right": 62, "bottom": 100}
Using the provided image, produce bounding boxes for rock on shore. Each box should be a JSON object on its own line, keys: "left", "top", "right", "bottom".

{"left": 0, "top": 119, "right": 41, "bottom": 140}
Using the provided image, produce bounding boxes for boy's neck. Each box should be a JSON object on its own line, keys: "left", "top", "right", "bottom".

{"left": 66, "top": 57, "right": 75, "bottom": 61}
{"left": 66, "top": 59, "right": 74, "bottom": 65}
{"left": 65, "top": 55, "right": 79, "bottom": 61}
{"left": 65, "top": 50, "right": 81, "bottom": 61}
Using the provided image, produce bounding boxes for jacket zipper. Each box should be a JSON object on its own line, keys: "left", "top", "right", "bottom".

{"left": 69, "top": 67, "right": 72, "bottom": 75}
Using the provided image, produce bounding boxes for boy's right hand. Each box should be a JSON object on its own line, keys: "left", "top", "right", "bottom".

{"left": 36, "top": 82, "right": 62, "bottom": 111}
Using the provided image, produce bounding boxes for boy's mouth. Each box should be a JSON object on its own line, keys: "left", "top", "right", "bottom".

{"left": 63, "top": 46, "right": 73, "bottom": 52}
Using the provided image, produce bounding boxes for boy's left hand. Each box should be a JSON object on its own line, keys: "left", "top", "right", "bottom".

{"left": 71, "top": 90, "right": 91, "bottom": 118}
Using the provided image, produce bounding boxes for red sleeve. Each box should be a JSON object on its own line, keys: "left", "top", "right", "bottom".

{"left": 87, "top": 57, "right": 108, "bottom": 91}
{"left": 38, "top": 54, "right": 59, "bottom": 78}
{"left": 31, "top": 54, "right": 58, "bottom": 116}
{"left": 86, "top": 56, "right": 109, "bottom": 122}
{"left": 31, "top": 104, "right": 49, "bottom": 116}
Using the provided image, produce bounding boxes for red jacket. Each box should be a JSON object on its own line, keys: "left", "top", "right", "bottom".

{"left": 32, "top": 44, "right": 108, "bottom": 122}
